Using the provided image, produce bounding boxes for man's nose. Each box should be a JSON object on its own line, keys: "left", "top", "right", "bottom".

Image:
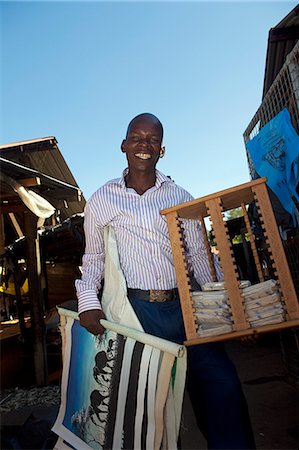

{"left": 140, "top": 138, "right": 150, "bottom": 147}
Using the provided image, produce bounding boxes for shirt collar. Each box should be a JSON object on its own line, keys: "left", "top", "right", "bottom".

{"left": 118, "top": 168, "right": 172, "bottom": 190}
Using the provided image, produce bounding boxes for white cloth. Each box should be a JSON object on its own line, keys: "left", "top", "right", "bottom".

{"left": 17, "top": 186, "right": 55, "bottom": 218}
{"left": 101, "top": 226, "right": 143, "bottom": 331}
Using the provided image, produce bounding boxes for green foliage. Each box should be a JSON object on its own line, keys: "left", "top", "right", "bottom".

{"left": 226, "top": 207, "right": 243, "bottom": 220}
{"left": 232, "top": 234, "right": 243, "bottom": 244}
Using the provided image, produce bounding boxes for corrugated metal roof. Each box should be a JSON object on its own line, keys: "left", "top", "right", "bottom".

{"left": 263, "top": 5, "right": 299, "bottom": 98}
{"left": 0, "top": 136, "right": 57, "bottom": 150}
{"left": 0, "top": 137, "right": 80, "bottom": 188}
{"left": 0, "top": 137, "right": 86, "bottom": 220}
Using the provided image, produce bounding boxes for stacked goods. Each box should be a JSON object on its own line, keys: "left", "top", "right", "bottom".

{"left": 242, "top": 279, "right": 285, "bottom": 327}
{"left": 192, "top": 281, "right": 251, "bottom": 338}
{"left": 192, "top": 286, "right": 233, "bottom": 337}
{"left": 192, "top": 279, "right": 285, "bottom": 337}
{"left": 202, "top": 280, "right": 251, "bottom": 291}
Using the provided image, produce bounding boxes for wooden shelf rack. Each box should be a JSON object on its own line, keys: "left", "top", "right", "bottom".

{"left": 161, "top": 177, "right": 299, "bottom": 346}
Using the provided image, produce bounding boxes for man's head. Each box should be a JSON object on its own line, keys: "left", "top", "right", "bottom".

{"left": 125, "top": 113, "right": 163, "bottom": 141}
{"left": 121, "top": 113, "right": 165, "bottom": 174}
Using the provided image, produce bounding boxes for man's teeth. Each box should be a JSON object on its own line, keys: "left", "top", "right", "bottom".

{"left": 135, "top": 153, "right": 151, "bottom": 160}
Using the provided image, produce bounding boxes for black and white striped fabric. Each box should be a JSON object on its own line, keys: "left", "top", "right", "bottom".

{"left": 53, "top": 310, "right": 186, "bottom": 450}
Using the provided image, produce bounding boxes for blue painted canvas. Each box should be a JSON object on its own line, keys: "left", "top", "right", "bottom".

{"left": 246, "top": 108, "right": 299, "bottom": 223}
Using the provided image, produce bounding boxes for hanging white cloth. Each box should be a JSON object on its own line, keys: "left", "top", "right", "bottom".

{"left": 101, "top": 226, "right": 143, "bottom": 331}
{"left": 0, "top": 172, "right": 55, "bottom": 219}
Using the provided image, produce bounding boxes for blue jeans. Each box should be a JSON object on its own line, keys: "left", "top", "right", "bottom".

{"left": 128, "top": 295, "right": 256, "bottom": 450}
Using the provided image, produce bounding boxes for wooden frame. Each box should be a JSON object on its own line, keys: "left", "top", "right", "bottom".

{"left": 161, "top": 178, "right": 299, "bottom": 346}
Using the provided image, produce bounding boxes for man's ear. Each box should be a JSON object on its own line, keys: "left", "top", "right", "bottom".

{"left": 160, "top": 146, "right": 165, "bottom": 158}
{"left": 121, "top": 140, "right": 126, "bottom": 153}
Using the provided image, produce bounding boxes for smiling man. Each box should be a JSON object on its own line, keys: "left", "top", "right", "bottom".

{"left": 121, "top": 113, "right": 165, "bottom": 194}
{"left": 76, "top": 113, "right": 255, "bottom": 449}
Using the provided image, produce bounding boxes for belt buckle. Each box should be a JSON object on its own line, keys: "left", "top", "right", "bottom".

{"left": 150, "top": 289, "right": 168, "bottom": 303}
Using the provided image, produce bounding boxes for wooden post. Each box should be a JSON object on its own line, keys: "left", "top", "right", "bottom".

{"left": 0, "top": 214, "right": 5, "bottom": 255}
{"left": 165, "top": 211, "right": 198, "bottom": 340}
{"left": 13, "top": 263, "right": 27, "bottom": 340}
{"left": 24, "top": 210, "right": 48, "bottom": 386}
{"left": 253, "top": 183, "right": 299, "bottom": 320}
{"left": 199, "top": 216, "right": 217, "bottom": 282}
{"left": 241, "top": 203, "right": 264, "bottom": 282}
{"left": 161, "top": 178, "right": 299, "bottom": 345}
{"left": 206, "top": 198, "right": 248, "bottom": 331}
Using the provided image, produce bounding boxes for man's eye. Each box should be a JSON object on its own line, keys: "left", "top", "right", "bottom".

{"left": 131, "top": 137, "right": 140, "bottom": 142}
{"left": 150, "top": 138, "right": 159, "bottom": 144}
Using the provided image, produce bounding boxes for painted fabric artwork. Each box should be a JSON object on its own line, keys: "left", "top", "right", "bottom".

{"left": 52, "top": 309, "right": 186, "bottom": 450}
{"left": 246, "top": 108, "right": 299, "bottom": 223}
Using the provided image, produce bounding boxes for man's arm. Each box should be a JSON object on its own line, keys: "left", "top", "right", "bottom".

{"left": 75, "top": 201, "right": 106, "bottom": 335}
{"left": 182, "top": 219, "right": 223, "bottom": 287}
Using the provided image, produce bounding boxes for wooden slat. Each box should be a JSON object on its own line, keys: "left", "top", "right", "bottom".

{"left": 241, "top": 203, "right": 264, "bottom": 282}
{"left": 161, "top": 177, "right": 267, "bottom": 219}
{"left": 183, "top": 319, "right": 299, "bottom": 346}
{"left": 253, "top": 183, "right": 299, "bottom": 320}
{"left": 18, "top": 177, "right": 41, "bottom": 187}
{"left": 165, "top": 212, "right": 198, "bottom": 340}
{"left": 206, "top": 198, "right": 249, "bottom": 331}
{"left": 199, "top": 216, "right": 217, "bottom": 282}
{"left": 16, "top": 177, "right": 41, "bottom": 187}
{"left": 8, "top": 213, "right": 24, "bottom": 238}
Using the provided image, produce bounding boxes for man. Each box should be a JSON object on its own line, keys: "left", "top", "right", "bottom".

{"left": 76, "top": 113, "right": 256, "bottom": 449}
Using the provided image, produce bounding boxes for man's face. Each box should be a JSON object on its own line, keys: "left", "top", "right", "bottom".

{"left": 121, "top": 117, "right": 163, "bottom": 174}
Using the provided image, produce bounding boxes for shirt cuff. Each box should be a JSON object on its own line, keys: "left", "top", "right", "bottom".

{"left": 77, "top": 290, "right": 102, "bottom": 315}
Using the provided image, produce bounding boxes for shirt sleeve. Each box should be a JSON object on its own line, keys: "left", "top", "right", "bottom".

{"left": 75, "top": 200, "right": 105, "bottom": 314}
{"left": 176, "top": 188, "right": 223, "bottom": 287}
{"left": 182, "top": 219, "right": 223, "bottom": 287}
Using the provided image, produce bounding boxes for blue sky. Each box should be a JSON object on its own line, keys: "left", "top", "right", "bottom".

{"left": 1, "top": 1, "right": 297, "bottom": 201}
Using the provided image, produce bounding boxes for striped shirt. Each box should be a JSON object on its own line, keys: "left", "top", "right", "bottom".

{"left": 76, "top": 169, "right": 220, "bottom": 314}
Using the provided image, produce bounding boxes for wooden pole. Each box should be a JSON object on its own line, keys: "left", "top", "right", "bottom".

{"left": 0, "top": 214, "right": 5, "bottom": 255}
{"left": 206, "top": 198, "right": 248, "bottom": 331}
{"left": 24, "top": 210, "right": 48, "bottom": 386}
{"left": 241, "top": 203, "right": 264, "bottom": 282}
{"left": 198, "top": 216, "right": 217, "bottom": 282}
{"left": 165, "top": 211, "right": 198, "bottom": 340}
{"left": 13, "top": 263, "right": 27, "bottom": 341}
{"left": 253, "top": 184, "right": 299, "bottom": 320}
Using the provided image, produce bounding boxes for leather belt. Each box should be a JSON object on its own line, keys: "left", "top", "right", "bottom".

{"left": 127, "top": 288, "right": 179, "bottom": 303}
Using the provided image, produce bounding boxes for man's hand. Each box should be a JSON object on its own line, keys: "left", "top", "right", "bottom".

{"left": 79, "top": 309, "right": 106, "bottom": 335}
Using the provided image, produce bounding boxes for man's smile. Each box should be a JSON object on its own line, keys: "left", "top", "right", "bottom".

{"left": 135, "top": 152, "right": 152, "bottom": 160}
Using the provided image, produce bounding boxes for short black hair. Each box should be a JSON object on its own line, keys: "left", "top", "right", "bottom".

{"left": 126, "top": 113, "right": 163, "bottom": 140}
